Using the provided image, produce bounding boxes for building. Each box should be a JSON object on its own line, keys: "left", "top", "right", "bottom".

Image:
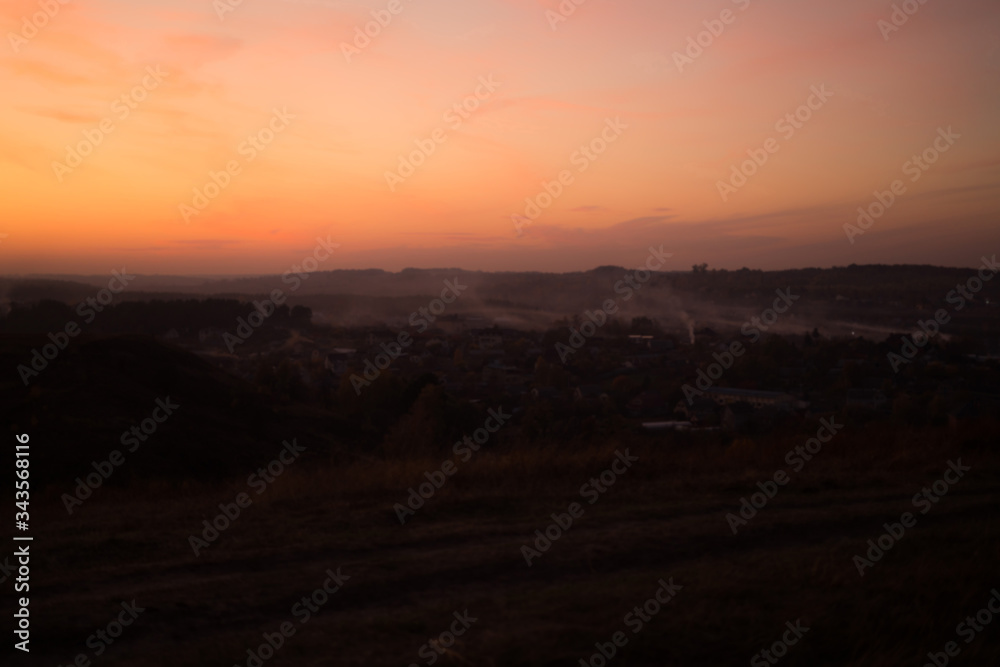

{"left": 705, "top": 387, "right": 798, "bottom": 409}
{"left": 845, "top": 388, "right": 888, "bottom": 411}
{"left": 324, "top": 348, "right": 357, "bottom": 374}
{"left": 477, "top": 333, "right": 504, "bottom": 350}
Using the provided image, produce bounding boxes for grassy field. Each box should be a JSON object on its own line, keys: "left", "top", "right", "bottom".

{"left": 16, "top": 422, "right": 1000, "bottom": 667}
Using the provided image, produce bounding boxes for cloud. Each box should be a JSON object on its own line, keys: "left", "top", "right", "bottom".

{"left": 172, "top": 239, "right": 243, "bottom": 251}
{"left": 17, "top": 107, "right": 103, "bottom": 123}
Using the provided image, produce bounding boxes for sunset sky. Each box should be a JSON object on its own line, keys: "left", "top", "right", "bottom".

{"left": 2, "top": 0, "right": 999, "bottom": 275}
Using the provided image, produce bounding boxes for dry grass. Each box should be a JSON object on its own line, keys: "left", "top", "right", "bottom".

{"left": 23, "top": 420, "right": 1000, "bottom": 666}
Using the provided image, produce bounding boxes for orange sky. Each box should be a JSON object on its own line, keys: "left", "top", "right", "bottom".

{"left": 1, "top": 0, "right": 999, "bottom": 275}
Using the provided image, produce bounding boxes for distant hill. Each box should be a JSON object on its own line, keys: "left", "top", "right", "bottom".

{"left": 1, "top": 264, "right": 996, "bottom": 338}
{"left": 2, "top": 263, "right": 986, "bottom": 302}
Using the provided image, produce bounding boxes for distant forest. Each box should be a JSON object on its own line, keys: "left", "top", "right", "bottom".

{"left": 0, "top": 299, "right": 312, "bottom": 335}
